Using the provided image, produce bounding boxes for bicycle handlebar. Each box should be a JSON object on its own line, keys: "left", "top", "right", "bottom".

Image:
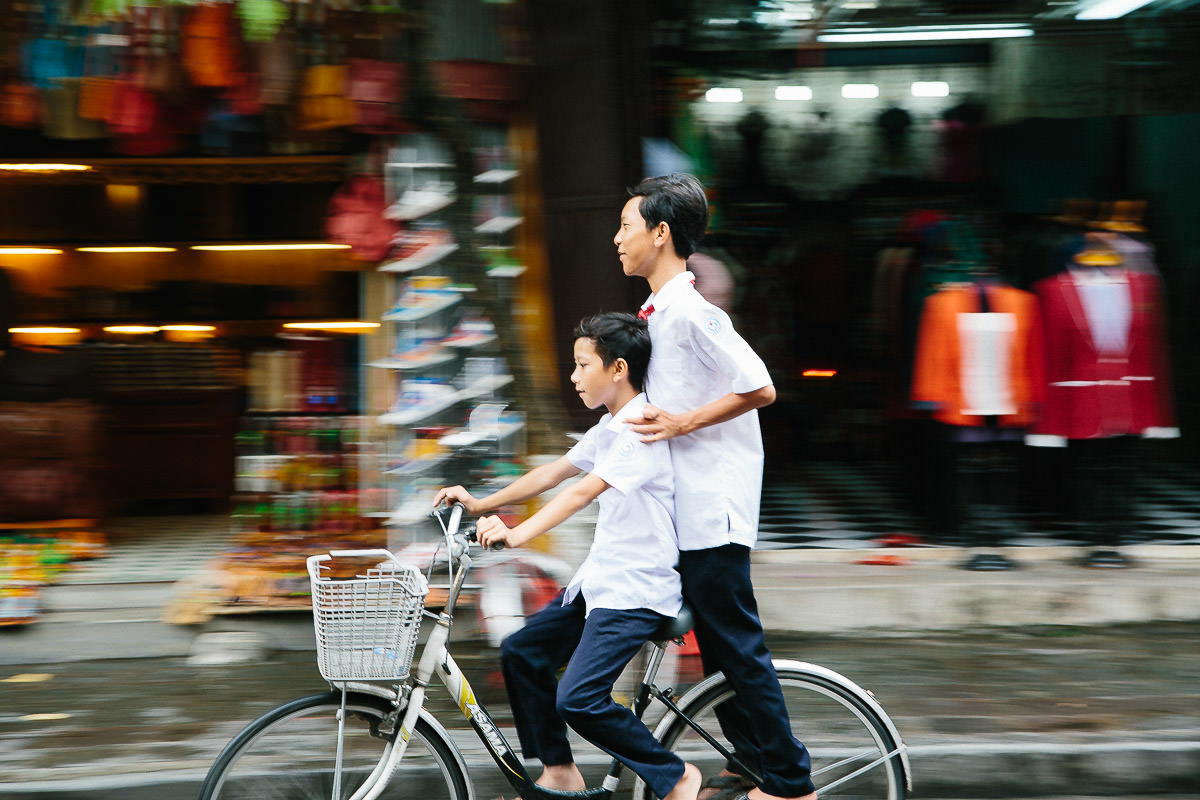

{"left": 431, "top": 503, "right": 505, "bottom": 551}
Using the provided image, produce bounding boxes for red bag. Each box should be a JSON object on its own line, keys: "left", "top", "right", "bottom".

{"left": 107, "top": 81, "right": 160, "bottom": 136}
{"left": 325, "top": 175, "right": 400, "bottom": 262}
{"left": 0, "top": 82, "right": 41, "bottom": 128}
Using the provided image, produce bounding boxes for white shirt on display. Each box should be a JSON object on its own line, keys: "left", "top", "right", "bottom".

{"left": 640, "top": 271, "right": 773, "bottom": 551}
{"left": 564, "top": 392, "right": 681, "bottom": 618}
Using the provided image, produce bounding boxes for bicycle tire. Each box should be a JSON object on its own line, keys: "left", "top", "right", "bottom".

{"left": 197, "top": 690, "right": 473, "bottom": 800}
{"left": 633, "top": 661, "right": 907, "bottom": 800}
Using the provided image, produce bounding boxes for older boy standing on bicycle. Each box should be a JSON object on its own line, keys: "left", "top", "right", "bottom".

{"left": 616, "top": 173, "right": 818, "bottom": 800}
{"left": 434, "top": 312, "right": 703, "bottom": 800}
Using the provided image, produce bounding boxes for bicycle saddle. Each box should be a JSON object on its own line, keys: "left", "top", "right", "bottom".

{"left": 654, "top": 604, "right": 694, "bottom": 642}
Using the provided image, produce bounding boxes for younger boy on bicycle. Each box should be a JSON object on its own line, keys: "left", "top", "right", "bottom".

{"left": 434, "top": 311, "right": 701, "bottom": 800}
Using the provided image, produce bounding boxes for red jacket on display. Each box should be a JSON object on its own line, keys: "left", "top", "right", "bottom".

{"left": 911, "top": 282, "right": 1042, "bottom": 428}
{"left": 1031, "top": 268, "right": 1177, "bottom": 440}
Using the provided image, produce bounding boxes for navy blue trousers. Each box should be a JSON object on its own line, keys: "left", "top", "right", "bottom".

{"left": 500, "top": 592, "right": 686, "bottom": 799}
{"left": 679, "top": 544, "right": 816, "bottom": 797}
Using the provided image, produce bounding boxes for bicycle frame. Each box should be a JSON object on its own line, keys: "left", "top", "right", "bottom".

{"left": 342, "top": 504, "right": 709, "bottom": 800}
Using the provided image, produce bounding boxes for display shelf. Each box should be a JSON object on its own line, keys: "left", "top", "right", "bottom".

{"left": 368, "top": 348, "right": 457, "bottom": 371}
{"left": 383, "top": 451, "right": 453, "bottom": 476}
{"left": 377, "top": 373, "right": 513, "bottom": 426}
{"left": 381, "top": 290, "right": 463, "bottom": 322}
{"left": 444, "top": 332, "right": 498, "bottom": 349}
{"left": 379, "top": 242, "right": 461, "bottom": 273}
{"left": 440, "top": 421, "right": 525, "bottom": 448}
{"left": 474, "top": 168, "right": 519, "bottom": 185}
{"left": 475, "top": 215, "right": 524, "bottom": 235}
{"left": 365, "top": 131, "right": 527, "bottom": 546}
{"left": 387, "top": 161, "right": 454, "bottom": 169}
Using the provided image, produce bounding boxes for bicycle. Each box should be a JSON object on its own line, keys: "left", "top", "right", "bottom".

{"left": 197, "top": 503, "right": 911, "bottom": 800}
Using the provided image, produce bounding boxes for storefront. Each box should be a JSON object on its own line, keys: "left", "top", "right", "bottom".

{"left": 3, "top": 1, "right": 1200, "bottom": 622}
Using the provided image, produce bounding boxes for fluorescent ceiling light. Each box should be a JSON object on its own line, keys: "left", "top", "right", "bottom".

{"left": 842, "top": 83, "right": 880, "bottom": 99}
{"left": 161, "top": 325, "right": 216, "bottom": 332}
{"left": 819, "top": 25, "right": 1033, "bottom": 43}
{"left": 77, "top": 246, "right": 178, "bottom": 253}
{"left": 776, "top": 85, "right": 813, "bottom": 101}
{"left": 190, "top": 243, "right": 351, "bottom": 251}
{"left": 104, "top": 325, "right": 160, "bottom": 334}
{"left": 282, "top": 321, "right": 381, "bottom": 332}
{"left": 9, "top": 327, "right": 81, "bottom": 334}
{"left": 1075, "top": 0, "right": 1155, "bottom": 19}
{"left": 0, "top": 163, "right": 92, "bottom": 173}
{"left": 912, "top": 81, "right": 950, "bottom": 97}
{"left": 705, "top": 88, "right": 744, "bottom": 103}
{"left": 0, "top": 247, "right": 62, "bottom": 255}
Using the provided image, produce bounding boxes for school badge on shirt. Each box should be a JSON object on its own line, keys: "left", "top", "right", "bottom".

{"left": 704, "top": 317, "right": 723, "bottom": 336}
{"left": 618, "top": 439, "right": 635, "bottom": 458}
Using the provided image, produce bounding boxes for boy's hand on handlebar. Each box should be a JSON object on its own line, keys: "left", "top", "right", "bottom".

{"left": 476, "top": 515, "right": 515, "bottom": 549}
{"left": 434, "top": 485, "right": 478, "bottom": 514}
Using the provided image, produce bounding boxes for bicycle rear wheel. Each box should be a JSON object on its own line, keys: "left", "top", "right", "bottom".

{"left": 198, "top": 690, "right": 471, "bottom": 800}
{"left": 637, "top": 661, "right": 907, "bottom": 800}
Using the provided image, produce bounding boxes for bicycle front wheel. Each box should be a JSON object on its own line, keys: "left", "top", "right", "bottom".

{"left": 198, "top": 690, "right": 472, "bottom": 800}
{"left": 640, "top": 661, "right": 907, "bottom": 800}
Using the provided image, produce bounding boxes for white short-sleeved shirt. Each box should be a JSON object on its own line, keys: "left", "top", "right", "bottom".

{"left": 564, "top": 392, "right": 681, "bottom": 618}
{"left": 641, "top": 271, "right": 772, "bottom": 551}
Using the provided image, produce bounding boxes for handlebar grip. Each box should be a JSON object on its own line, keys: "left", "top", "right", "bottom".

{"left": 466, "top": 527, "right": 505, "bottom": 551}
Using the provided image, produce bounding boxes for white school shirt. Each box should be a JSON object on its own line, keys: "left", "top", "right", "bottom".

{"left": 564, "top": 392, "right": 682, "bottom": 618}
{"left": 640, "top": 271, "right": 772, "bottom": 551}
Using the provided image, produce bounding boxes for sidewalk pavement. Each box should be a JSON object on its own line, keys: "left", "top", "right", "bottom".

{"left": 1, "top": 544, "right": 1198, "bottom": 799}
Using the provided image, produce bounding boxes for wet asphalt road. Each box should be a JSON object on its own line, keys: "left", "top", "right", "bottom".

{"left": 2, "top": 621, "right": 1199, "bottom": 799}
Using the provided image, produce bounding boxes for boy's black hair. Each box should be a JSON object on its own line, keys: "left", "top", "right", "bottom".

{"left": 628, "top": 172, "right": 709, "bottom": 259}
{"left": 573, "top": 312, "right": 651, "bottom": 392}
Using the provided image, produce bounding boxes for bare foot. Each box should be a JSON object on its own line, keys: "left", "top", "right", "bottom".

{"left": 697, "top": 771, "right": 754, "bottom": 800}
{"left": 747, "top": 790, "right": 817, "bottom": 800}
{"left": 663, "top": 763, "right": 703, "bottom": 800}
{"left": 537, "top": 763, "right": 586, "bottom": 792}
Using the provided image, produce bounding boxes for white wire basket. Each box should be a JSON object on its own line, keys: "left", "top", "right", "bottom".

{"left": 307, "top": 549, "right": 430, "bottom": 683}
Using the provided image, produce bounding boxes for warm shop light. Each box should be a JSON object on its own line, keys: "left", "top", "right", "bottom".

{"left": 190, "top": 243, "right": 352, "bottom": 252}
{"left": 0, "top": 247, "right": 62, "bottom": 255}
{"left": 842, "top": 83, "right": 880, "bottom": 99}
{"left": 705, "top": 88, "right": 744, "bottom": 103}
{"left": 802, "top": 369, "right": 838, "bottom": 378}
{"left": 77, "top": 246, "right": 178, "bottom": 253}
{"left": 818, "top": 25, "right": 1033, "bottom": 43}
{"left": 9, "top": 327, "right": 81, "bottom": 334}
{"left": 103, "top": 325, "right": 160, "bottom": 334}
{"left": 912, "top": 81, "right": 950, "bottom": 97}
{"left": 161, "top": 325, "right": 216, "bottom": 332}
{"left": 0, "top": 163, "right": 92, "bottom": 173}
{"left": 776, "top": 85, "right": 813, "bottom": 101}
{"left": 1075, "top": 0, "right": 1155, "bottom": 19}
{"left": 282, "top": 321, "right": 381, "bottom": 332}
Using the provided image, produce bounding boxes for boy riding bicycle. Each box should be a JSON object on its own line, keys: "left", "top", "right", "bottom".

{"left": 434, "top": 312, "right": 702, "bottom": 800}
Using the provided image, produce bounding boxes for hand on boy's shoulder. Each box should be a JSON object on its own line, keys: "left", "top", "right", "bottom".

{"left": 625, "top": 404, "right": 687, "bottom": 443}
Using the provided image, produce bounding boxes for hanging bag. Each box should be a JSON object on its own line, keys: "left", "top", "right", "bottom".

{"left": 77, "top": 22, "right": 126, "bottom": 122}
{"left": 181, "top": 2, "right": 240, "bottom": 89}
{"left": 295, "top": 10, "right": 354, "bottom": 131}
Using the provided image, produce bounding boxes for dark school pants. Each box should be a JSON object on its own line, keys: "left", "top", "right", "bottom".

{"left": 500, "top": 592, "right": 686, "bottom": 799}
{"left": 679, "top": 544, "right": 816, "bottom": 797}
